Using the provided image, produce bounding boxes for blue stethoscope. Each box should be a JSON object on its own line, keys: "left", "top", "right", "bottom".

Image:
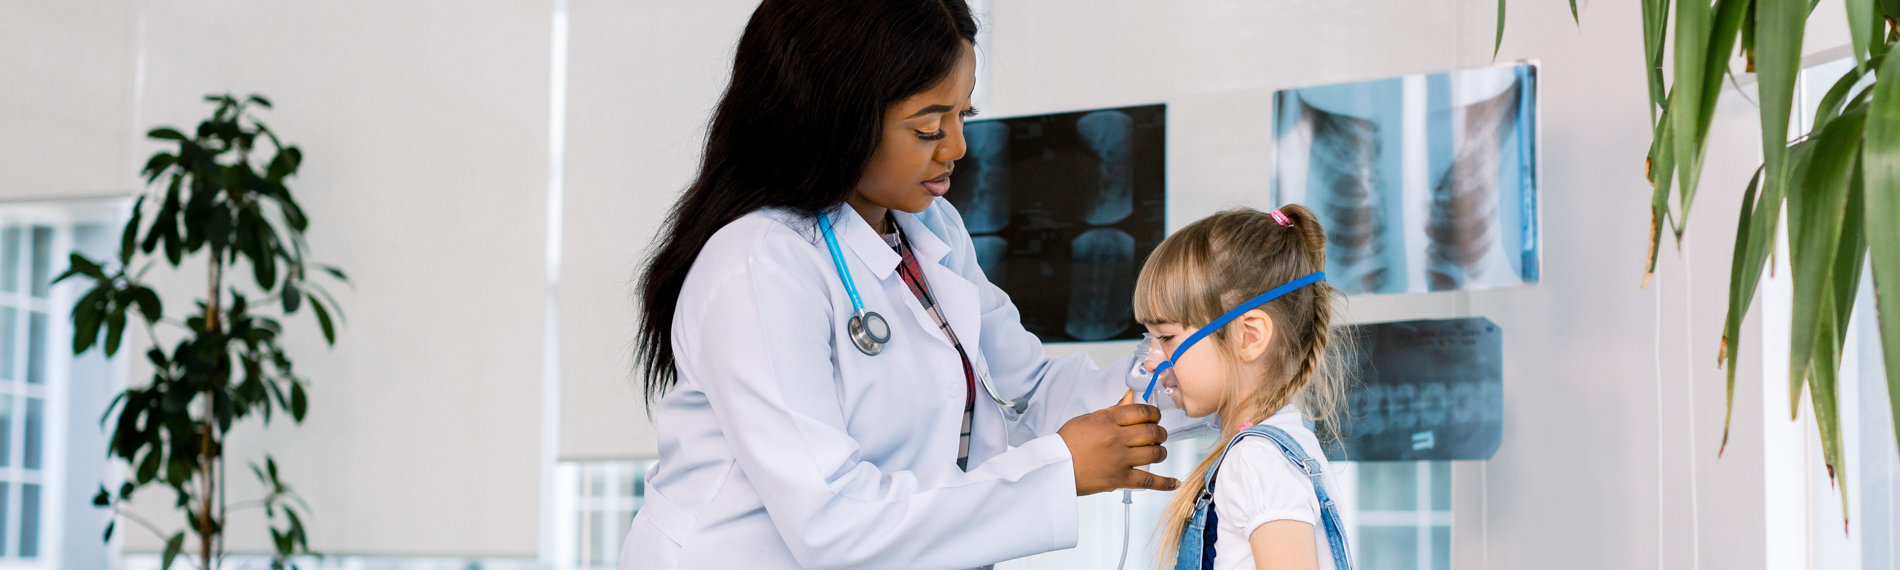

{"left": 1140, "top": 271, "right": 1327, "bottom": 404}
{"left": 817, "top": 211, "right": 1039, "bottom": 421}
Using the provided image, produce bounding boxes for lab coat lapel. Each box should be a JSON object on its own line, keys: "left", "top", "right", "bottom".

{"left": 894, "top": 212, "right": 982, "bottom": 354}
{"left": 835, "top": 209, "right": 952, "bottom": 348}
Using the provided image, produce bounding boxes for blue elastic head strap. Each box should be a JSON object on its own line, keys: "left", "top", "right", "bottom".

{"left": 1141, "top": 271, "right": 1327, "bottom": 403}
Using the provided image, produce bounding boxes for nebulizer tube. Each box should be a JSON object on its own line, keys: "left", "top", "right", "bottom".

{"left": 1117, "top": 488, "right": 1134, "bottom": 570}
{"left": 1116, "top": 335, "right": 1161, "bottom": 570}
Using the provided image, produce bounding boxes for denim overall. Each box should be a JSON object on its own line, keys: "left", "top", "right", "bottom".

{"left": 1172, "top": 424, "right": 1354, "bottom": 570}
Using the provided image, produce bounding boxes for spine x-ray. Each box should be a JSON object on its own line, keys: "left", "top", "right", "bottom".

{"left": 948, "top": 104, "right": 1166, "bottom": 343}
{"left": 1322, "top": 317, "right": 1505, "bottom": 462}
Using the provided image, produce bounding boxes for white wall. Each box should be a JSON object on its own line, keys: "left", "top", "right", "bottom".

{"left": 0, "top": 1, "right": 143, "bottom": 201}
{"left": 554, "top": 0, "right": 760, "bottom": 461}
{"left": 5, "top": 0, "right": 1858, "bottom": 565}
{"left": 8, "top": 0, "right": 555, "bottom": 559}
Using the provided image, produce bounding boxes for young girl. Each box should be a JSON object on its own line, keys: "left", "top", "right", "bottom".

{"left": 1137, "top": 206, "right": 1352, "bottom": 570}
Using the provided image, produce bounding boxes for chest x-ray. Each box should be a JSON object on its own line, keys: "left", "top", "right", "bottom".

{"left": 1272, "top": 63, "right": 1541, "bottom": 295}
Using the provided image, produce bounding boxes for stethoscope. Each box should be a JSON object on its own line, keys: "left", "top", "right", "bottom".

{"left": 816, "top": 211, "right": 1040, "bottom": 422}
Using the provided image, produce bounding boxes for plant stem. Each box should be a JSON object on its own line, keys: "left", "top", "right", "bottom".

{"left": 200, "top": 250, "right": 222, "bottom": 570}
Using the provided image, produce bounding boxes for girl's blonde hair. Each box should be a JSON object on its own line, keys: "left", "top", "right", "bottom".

{"left": 1135, "top": 205, "right": 1350, "bottom": 567}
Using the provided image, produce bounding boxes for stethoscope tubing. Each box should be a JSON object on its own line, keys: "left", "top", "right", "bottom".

{"left": 817, "top": 210, "right": 1024, "bottom": 416}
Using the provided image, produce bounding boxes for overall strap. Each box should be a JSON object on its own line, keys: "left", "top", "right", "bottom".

{"left": 1227, "top": 425, "right": 1355, "bottom": 570}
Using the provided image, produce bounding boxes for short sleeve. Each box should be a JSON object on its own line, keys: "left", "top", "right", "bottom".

{"left": 1211, "top": 439, "right": 1322, "bottom": 536}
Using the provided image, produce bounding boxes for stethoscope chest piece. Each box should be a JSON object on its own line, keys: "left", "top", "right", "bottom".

{"left": 848, "top": 311, "right": 890, "bottom": 356}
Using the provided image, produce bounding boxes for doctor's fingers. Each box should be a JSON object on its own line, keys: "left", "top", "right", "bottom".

{"left": 1115, "top": 422, "right": 1168, "bottom": 447}
{"left": 1123, "top": 468, "right": 1181, "bottom": 492}
{"left": 1121, "top": 441, "right": 1168, "bottom": 466}
{"left": 1108, "top": 403, "right": 1162, "bottom": 426}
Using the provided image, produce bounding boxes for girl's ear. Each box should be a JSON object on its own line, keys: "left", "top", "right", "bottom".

{"left": 1235, "top": 309, "right": 1275, "bottom": 362}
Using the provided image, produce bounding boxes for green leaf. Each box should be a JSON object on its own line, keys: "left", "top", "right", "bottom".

{"left": 289, "top": 381, "right": 308, "bottom": 422}
{"left": 142, "top": 153, "right": 176, "bottom": 184}
{"left": 283, "top": 283, "right": 302, "bottom": 313}
{"left": 1667, "top": 0, "right": 1711, "bottom": 224}
{"left": 1569, "top": 0, "right": 1580, "bottom": 25}
{"left": 161, "top": 531, "right": 185, "bottom": 570}
{"left": 52, "top": 253, "right": 104, "bottom": 286}
{"left": 137, "top": 447, "right": 161, "bottom": 484}
{"left": 1718, "top": 166, "right": 1766, "bottom": 455}
{"left": 1756, "top": 0, "right": 1808, "bottom": 229}
{"left": 93, "top": 485, "right": 111, "bottom": 507}
{"left": 1741, "top": 0, "right": 1757, "bottom": 71}
{"left": 1642, "top": 0, "right": 1673, "bottom": 115}
{"left": 147, "top": 128, "right": 187, "bottom": 141}
{"left": 310, "top": 297, "right": 336, "bottom": 346}
{"left": 104, "top": 308, "right": 127, "bottom": 356}
{"left": 102, "top": 519, "right": 115, "bottom": 543}
{"left": 1812, "top": 56, "right": 1879, "bottom": 137}
{"left": 1864, "top": 46, "right": 1900, "bottom": 485}
{"left": 1849, "top": 0, "right": 1879, "bottom": 66}
{"left": 319, "top": 265, "right": 349, "bottom": 284}
{"left": 1808, "top": 298, "right": 1849, "bottom": 517}
{"left": 1786, "top": 109, "right": 1865, "bottom": 417}
{"left": 73, "top": 287, "right": 108, "bottom": 354}
{"left": 1646, "top": 103, "right": 1679, "bottom": 285}
{"left": 132, "top": 286, "right": 163, "bottom": 322}
{"left": 248, "top": 94, "right": 273, "bottom": 108}
{"left": 1493, "top": 0, "right": 1507, "bottom": 61}
{"left": 121, "top": 195, "right": 145, "bottom": 265}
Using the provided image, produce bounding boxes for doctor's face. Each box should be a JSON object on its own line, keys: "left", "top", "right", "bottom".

{"left": 851, "top": 41, "right": 978, "bottom": 219}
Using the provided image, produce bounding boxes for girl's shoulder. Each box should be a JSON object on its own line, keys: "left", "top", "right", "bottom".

{"left": 1211, "top": 411, "right": 1330, "bottom": 528}
{"left": 1212, "top": 437, "right": 1324, "bottom": 530}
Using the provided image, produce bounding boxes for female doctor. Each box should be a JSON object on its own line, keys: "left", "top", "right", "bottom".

{"left": 622, "top": 1, "right": 1182, "bottom": 568}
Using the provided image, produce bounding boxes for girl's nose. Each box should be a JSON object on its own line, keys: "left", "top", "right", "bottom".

{"left": 1143, "top": 346, "right": 1165, "bottom": 372}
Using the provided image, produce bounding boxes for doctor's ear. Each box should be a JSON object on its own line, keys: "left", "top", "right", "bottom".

{"left": 1233, "top": 309, "right": 1275, "bottom": 363}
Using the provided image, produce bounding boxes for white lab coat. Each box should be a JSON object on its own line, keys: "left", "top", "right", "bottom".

{"left": 620, "top": 200, "right": 1168, "bottom": 569}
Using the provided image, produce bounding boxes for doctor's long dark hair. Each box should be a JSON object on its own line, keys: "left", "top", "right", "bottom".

{"left": 636, "top": 0, "right": 978, "bottom": 404}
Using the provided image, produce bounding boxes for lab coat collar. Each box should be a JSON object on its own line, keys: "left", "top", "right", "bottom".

{"left": 834, "top": 206, "right": 950, "bottom": 280}
{"left": 833, "top": 207, "right": 901, "bottom": 281}
{"left": 892, "top": 208, "right": 951, "bottom": 266}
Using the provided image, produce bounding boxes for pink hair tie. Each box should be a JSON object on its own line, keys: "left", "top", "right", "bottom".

{"left": 1268, "top": 209, "right": 1292, "bottom": 226}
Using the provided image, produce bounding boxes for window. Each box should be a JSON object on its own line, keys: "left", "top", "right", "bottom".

{"left": 1335, "top": 461, "right": 1452, "bottom": 570}
{"left": 553, "top": 460, "right": 654, "bottom": 569}
{"left": 0, "top": 200, "right": 131, "bottom": 570}
{"left": 1758, "top": 54, "right": 1898, "bottom": 570}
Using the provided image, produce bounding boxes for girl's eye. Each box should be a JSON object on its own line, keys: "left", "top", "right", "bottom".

{"left": 917, "top": 129, "right": 947, "bottom": 141}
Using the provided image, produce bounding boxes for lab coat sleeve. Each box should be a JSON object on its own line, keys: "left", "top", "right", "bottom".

{"left": 674, "top": 236, "right": 1081, "bottom": 570}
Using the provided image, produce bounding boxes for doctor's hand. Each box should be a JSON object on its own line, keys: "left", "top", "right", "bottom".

{"left": 1058, "top": 403, "right": 1180, "bottom": 496}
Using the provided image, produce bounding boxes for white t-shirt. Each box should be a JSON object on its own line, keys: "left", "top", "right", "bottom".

{"left": 1209, "top": 405, "right": 1341, "bottom": 570}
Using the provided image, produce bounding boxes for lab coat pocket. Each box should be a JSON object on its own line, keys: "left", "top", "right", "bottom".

{"left": 633, "top": 484, "right": 695, "bottom": 548}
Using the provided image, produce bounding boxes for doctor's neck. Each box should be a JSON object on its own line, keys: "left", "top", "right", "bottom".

{"left": 844, "top": 195, "right": 892, "bottom": 233}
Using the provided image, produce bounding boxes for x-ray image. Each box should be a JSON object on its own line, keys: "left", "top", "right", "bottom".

{"left": 947, "top": 104, "right": 1165, "bottom": 343}
{"left": 1320, "top": 317, "right": 1505, "bottom": 462}
{"left": 1273, "top": 64, "right": 1540, "bottom": 295}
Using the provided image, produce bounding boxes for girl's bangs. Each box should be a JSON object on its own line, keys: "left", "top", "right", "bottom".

{"left": 1133, "top": 236, "right": 1221, "bottom": 329}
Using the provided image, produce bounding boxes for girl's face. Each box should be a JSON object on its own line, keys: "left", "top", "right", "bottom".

{"left": 1142, "top": 323, "right": 1230, "bottom": 418}
{"left": 850, "top": 42, "right": 979, "bottom": 219}
{"left": 1141, "top": 310, "right": 1277, "bottom": 420}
